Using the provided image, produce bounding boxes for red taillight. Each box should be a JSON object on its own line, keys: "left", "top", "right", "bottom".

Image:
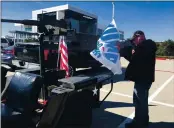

{"left": 4, "top": 49, "right": 14, "bottom": 55}
{"left": 44, "top": 49, "right": 49, "bottom": 61}
{"left": 12, "top": 48, "right": 15, "bottom": 55}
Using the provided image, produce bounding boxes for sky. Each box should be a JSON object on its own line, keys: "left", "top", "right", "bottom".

{"left": 1, "top": 1, "right": 174, "bottom": 42}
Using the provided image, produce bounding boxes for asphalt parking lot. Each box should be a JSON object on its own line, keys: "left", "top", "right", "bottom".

{"left": 91, "top": 58, "right": 174, "bottom": 128}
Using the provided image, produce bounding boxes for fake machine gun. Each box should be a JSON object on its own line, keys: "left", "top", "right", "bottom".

{"left": 1, "top": 18, "right": 68, "bottom": 74}
{"left": 1, "top": 18, "right": 70, "bottom": 100}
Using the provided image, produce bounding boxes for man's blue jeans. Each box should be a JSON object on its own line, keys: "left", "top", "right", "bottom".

{"left": 133, "top": 82, "right": 152, "bottom": 126}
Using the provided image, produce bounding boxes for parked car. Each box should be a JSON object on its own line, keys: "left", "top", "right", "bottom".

{"left": 6, "top": 38, "right": 14, "bottom": 46}
{"left": 1, "top": 45, "right": 15, "bottom": 64}
{"left": 1, "top": 37, "right": 10, "bottom": 49}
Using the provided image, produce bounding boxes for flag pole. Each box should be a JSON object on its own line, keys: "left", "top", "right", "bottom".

{"left": 112, "top": 2, "right": 116, "bottom": 78}
{"left": 112, "top": 2, "right": 115, "bottom": 20}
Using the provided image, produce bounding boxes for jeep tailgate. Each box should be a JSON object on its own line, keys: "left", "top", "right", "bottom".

{"left": 14, "top": 43, "right": 40, "bottom": 63}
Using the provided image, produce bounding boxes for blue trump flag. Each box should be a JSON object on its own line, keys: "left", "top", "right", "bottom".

{"left": 90, "top": 19, "right": 122, "bottom": 75}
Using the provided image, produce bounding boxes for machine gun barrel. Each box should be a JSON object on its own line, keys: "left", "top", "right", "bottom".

{"left": 1, "top": 18, "right": 67, "bottom": 29}
{"left": 1, "top": 19, "right": 41, "bottom": 26}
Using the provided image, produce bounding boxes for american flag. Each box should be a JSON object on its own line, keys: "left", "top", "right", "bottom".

{"left": 59, "top": 36, "right": 70, "bottom": 77}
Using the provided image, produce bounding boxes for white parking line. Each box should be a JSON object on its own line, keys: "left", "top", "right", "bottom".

{"left": 101, "top": 89, "right": 133, "bottom": 98}
{"left": 117, "top": 75, "right": 174, "bottom": 128}
{"left": 152, "top": 101, "right": 174, "bottom": 108}
{"left": 101, "top": 89, "right": 174, "bottom": 108}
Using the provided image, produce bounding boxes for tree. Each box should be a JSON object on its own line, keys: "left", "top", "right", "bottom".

{"left": 156, "top": 39, "right": 174, "bottom": 56}
{"left": 24, "top": 38, "right": 39, "bottom": 43}
{"left": 165, "top": 39, "right": 174, "bottom": 56}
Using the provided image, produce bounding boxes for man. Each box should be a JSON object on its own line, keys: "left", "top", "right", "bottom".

{"left": 123, "top": 30, "right": 157, "bottom": 128}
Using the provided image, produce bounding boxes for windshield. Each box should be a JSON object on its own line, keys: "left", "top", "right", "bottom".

{"left": 1, "top": 38, "right": 8, "bottom": 43}
{"left": 64, "top": 10, "right": 97, "bottom": 35}
{"left": 6, "top": 38, "right": 12, "bottom": 42}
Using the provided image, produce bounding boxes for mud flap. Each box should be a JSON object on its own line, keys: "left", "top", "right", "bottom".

{"left": 37, "top": 90, "right": 93, "bottom": 128}
{"left": 37, "top": 93, "right": 69, "bottom": 128}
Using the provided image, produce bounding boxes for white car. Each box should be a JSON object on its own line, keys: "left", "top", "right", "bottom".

{"left": 1, "top": 37, "right": 9, "bottom": 49}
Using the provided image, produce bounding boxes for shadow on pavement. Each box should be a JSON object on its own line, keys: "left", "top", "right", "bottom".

{"left": 91, "top": 101, "right": 158, "bottom": 128}
{"left": 92, "top": 101, "right": 134, "bottom": 128}
{"left": 149, "top": 122, "right": 174, "bottom": 128}
{"left": 100, "top": 101, "right": 134, "bottom": 109}
{"left": 101, "top": 101, "right": 156, "bottom": 109}
{"left": 92, "top": 106, "right": 128, "bottom": 128}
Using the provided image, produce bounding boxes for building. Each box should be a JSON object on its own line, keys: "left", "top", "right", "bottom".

{"left": 32, "top": 4, "right": 98, "bottom": 36}
{"left": 7, "top": 23, "right": 39, "bottom": 43}
{"left": 9, "top": 30, "right": 39, "bottom": 43}
{"left": 97, "top": 28, "right": 104, "bottom": 36}
{"left": 119, "top": 30, "right": 124, "bottom": 40}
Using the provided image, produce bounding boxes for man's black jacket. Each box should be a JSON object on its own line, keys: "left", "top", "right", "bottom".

{"left": 123, "top": 39, "right": 157, "bottom": 83}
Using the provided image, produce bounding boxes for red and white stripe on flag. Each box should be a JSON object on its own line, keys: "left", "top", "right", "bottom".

{"left": 59, "top": 36, "right": 70, "bottom": 77}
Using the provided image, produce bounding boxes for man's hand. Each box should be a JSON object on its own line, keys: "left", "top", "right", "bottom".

{"left": 132, "top": 49, "right": 135, "bottom": 54}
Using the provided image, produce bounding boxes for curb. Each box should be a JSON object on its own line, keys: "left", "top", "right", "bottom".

{"left": 156, "top": 58, "right": 174, "bottom": 60}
